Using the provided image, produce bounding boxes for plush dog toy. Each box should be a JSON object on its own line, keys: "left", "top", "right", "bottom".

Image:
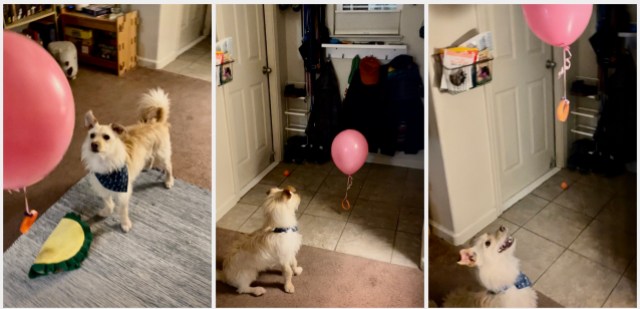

{"left": 47, "top": 41, "right": 78, "bottom": 79}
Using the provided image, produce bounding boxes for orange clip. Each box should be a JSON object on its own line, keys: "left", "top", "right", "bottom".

{"left": 20, "top": 210, "right": 38, "bottom": 234}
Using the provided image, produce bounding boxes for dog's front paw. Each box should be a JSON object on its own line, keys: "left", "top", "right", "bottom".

{"left": 98, "top": 206, "right": 113, "bottom": 217}
{"left": 284, "top": 282, "right": 295, "bottom": 293}
{"left": 121, "top": 219, "right": 132, "bottom": 233}
{"left": 294, "top": 266, "right": 303, "bottom": 276}
{"left": 253, "top": 287, "right": 266, "bottom": 296}
{"left": 165, "top": 177, "right": 174, "bottom": 189}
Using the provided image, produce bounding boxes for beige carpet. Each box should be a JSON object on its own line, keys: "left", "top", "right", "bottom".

{"left": 216, "top": 228, "right": 425, "bottom": 308}
{"left": 4, "top": 66, "right": 211, "bottom": 250}
{"left": 428, "top": 233, "right": 563, "bottom": 307}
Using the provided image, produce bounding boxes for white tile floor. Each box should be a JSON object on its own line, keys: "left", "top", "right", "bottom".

{"left": 217, "top": 161, "right": 425, "bottom": 269}
{"left": 480, "top": 169, "right": 636, "bottom": 307}
{"left": 162, "top": 37, "right": 211, "bottom": 82}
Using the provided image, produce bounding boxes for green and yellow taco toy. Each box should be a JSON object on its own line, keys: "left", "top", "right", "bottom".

{"left": 28, "top": 212, "right": 93, "bottom": 279}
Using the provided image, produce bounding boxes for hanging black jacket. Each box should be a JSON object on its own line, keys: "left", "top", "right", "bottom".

{"left": 381, "top": 55, "right": 424, "bottom": 155}
{"left": 305, "top": 60, "right": 342, "bottom": 162}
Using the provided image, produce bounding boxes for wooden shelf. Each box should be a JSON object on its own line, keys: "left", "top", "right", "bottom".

{"left": 60, "top": 9, "right": 138, "bottom": 76}
{"left": 60, "top": 11, "right": 118, "bottom": 32}
{"left": 79, "top": 54, "right": 118, "bottom": 70}
{"left": 4, "top": 9, "right": 56, "bottom": 30}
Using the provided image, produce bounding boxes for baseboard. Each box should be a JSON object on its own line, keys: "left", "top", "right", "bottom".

{"left": 502, "top": 167, "right": 560, "bottom": 211}
{"left": 137, "top": 35, "right": 208, "bottom": 70}
{"left": 136, "top": 56, "right": 158, "bottom": 69}
{"left": 366, "top": 150, "right": 424, "bottom": 170}
{"left": 215, "top": 161, "right": 279, "bottom": 222}
{"left": 429, "top": 208, "right": 498, "bottom": 246}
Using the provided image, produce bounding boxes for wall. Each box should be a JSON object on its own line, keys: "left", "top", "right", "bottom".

{"left": 131, "top": 4, "right": 210, "bottom": 69}
{"left": 130, "top": 5, "right": 161, "bottom": 62}
{"left": 428, "top": 5, "right": 499, "bottom": 245}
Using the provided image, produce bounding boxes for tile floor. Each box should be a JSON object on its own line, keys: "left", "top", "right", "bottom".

{"left": 162, "top": 37, "right": 212, "bottom": 82}
{"left": 479, "top": 169, "right": 637, "bottom": 307}
{"left": 217, "top": 161, "right": 425, "bottom": 269}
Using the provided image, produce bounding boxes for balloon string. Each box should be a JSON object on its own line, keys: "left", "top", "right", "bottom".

{"left": 23, "top": 187, "right": 31, "bottom": 215}
{"left": 557, "top": 46, "right": 572, "bottom": 102}
{"left": 341, "top": 175, "right": 353, "bottom": 211}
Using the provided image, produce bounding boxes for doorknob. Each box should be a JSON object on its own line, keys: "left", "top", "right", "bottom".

{"left": 545, "top": 59, "right": 556, "bottom": 69}
{"left": 262, "top": 66, "right": 272, "bottom": 75}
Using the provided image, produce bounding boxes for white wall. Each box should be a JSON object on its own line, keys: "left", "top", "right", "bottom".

{"left": 428, "top": 5, "right": 499, "bottom": 245}
{"left": 131, "top": 4, "right": 210, "bottom": 69}
{"left": 131, "top": 5, "right": 161, "bottom": 62}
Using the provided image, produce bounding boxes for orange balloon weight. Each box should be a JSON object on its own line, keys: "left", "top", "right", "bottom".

{"left": 556, "top": 99, "right": 570, "bottom": 122}
{"left": 20, "top": 210, "right": 38, "bottom": 234}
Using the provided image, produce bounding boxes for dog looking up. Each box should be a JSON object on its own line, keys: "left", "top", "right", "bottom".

{"left": 444, "top": 225, "right": 537, "bottom": 307}
{"left": 81, "top": 88, "right": 173, "bottom": 232}
{"left": 218, "top": 186, "right": 303, "bottom": 296}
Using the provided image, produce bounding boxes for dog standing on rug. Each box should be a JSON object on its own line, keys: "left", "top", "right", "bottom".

{"left": 444, "top": 226, "right": 537, "bottom": 307}
{"left": 217, "top": 186, "right": 303, "bottom": 296}
{"left": 81, "top": 88, "right": 174, "bottom": 232}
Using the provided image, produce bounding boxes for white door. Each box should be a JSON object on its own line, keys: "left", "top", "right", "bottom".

{"left": 217, "top": 4, "right": 273, "bottom": 190}
{"left": 178, "top": 4, "right": 207, "bottom": 49}
{"left": 481, "top": 5, "right": 555, "bottom": 204}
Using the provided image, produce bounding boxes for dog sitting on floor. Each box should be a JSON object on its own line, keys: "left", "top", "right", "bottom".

{"left": 444, "top": 226, "right": 538, "bottom": 307}
{"left": 217, "top": 186, "right": 303, "bottom": 296}
{"left": 81, "top": 88, "right": 174, "bottom": 232}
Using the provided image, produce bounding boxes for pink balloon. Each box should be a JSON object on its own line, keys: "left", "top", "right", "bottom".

{"left": 331, "top": 130, "right": 368, "bottom": 176}
{"left": 4, "top": 31, "right": 75, "bottom": 190}
{"left": 522, "top": 4, "right": 593, "bottom": 47}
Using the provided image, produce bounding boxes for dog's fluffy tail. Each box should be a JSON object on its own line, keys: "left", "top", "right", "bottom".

{"left": 138, "top": 87, "right": 170, "bottom": 123}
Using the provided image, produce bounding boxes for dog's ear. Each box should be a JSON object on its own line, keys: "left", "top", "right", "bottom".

{"left": 267, "top": 187, "right": 280, "bottom": 196}
{"left": 111, "top": 123, "right": 126, "bottom": 135}
{"left": 84, "top": 111, "right": 97, "bottom": 129}
{"left": 282, "top": 189, "right": 292, "bottom": 199}
{"left": 457, "top": 248, "right": 477, "bottom": 267}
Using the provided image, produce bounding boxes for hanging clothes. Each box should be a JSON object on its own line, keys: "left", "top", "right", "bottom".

{"left": 381, "top": 55, "right": 424, "bottom": 155}
{"left": 342, "top": 57, "right": 386, "bottom": 153}
{"left": 305, "top": 60, "right": 342, "bottom": 163}
{"left": 342, "top": 54, "right": 424, "bottom": 156}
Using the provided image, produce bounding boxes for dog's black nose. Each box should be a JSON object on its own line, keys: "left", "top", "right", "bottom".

{"left": 499, "top": 225, "right": 506, "bottom": 232}
{"left": 91, "top": 142, "right": 99, "bottom": 152}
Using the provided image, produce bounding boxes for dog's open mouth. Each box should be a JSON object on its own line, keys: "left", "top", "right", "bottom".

{"left": 498, "top": 236, "right": 514, "bottom": 253}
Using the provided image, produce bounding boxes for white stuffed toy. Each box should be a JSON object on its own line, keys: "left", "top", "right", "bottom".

{"left": 47, "top": 41, "right": 78, "bottom": 80}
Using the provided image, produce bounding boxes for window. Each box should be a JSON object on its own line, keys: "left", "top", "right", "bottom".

{"left": 337, "top": 4, "right": 401, "bottom": 12}
{"left": 330, "top": 4, "right": 402, "bottom": 37}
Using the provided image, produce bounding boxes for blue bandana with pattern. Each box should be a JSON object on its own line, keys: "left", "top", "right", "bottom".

{"left": 95, "top": 166, "right": 128, "bottom": 192}
{"left": 273, "top": 226, "right": 298, "bottom": 233}
{"left": 489, "top": 272, "right": 532, "bottom": 294}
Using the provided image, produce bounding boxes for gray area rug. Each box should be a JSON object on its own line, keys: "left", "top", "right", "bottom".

{"left": 4, "top": 169, "right": 211, "bottom": 307}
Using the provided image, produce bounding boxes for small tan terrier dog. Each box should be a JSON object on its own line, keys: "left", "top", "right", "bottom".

{"left": 81, "top": 88, "right": 174, "bottom": 232}
{"left": 218, "top": 186, "right": 303, "bottom": 296}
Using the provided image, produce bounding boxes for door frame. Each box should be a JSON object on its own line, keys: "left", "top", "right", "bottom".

{"left": 264, "top": 5, "right": 284, "bottom": 162}
{"left": 476, "top": 5, "right": 567, "bottom": 213}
